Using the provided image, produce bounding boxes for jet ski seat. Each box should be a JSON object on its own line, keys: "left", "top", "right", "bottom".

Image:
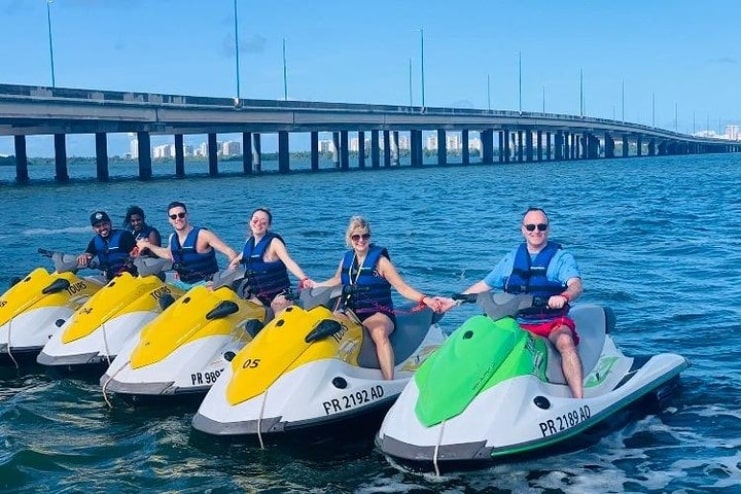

{"left": 356, "top": 305, "right": 437, "bottom": 369}
{"left": 543, "top": 304, "right": 615, "bottom": 384}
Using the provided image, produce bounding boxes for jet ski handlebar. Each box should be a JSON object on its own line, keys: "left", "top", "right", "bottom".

{"left": 38, "top": 248, "right": 98, "bottom": 273}
{"left": 453, "top": 292, "right": 547, "bottom": 321}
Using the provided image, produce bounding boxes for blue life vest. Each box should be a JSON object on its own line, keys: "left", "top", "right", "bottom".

{"left": 131, "top": 224, "right": 157, "bottom": 242}
{"left": 169, "top": 227, "right": 219, "bottom": 284}
{"left": 340, "top": 245, "right": 394, "bottom": 318}
{"left": 131, "top": 224, "right": 159, "bottom": 257}
{"left": 93, "top": 229, "right": 132, "bottom": 280}
{"left": 240, "top": 232, "right": 291, "bottom": 304}
{"left": 503, "top": 242, "right": 568, "bottom": 319}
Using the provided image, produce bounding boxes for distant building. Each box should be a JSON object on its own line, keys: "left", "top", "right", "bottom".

{"left": 129, "top": 138, "right": 139, "bottom": 159}
{"left": 222, "top": 141, "right": 241, "bottom": 156}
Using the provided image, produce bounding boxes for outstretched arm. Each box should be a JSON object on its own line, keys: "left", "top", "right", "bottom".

{"left": 314, "top": 261, "right": 342, "bottom": 288}
{"left": 271, "top": 238, "right": 315, "bottom": 287}
{"left": 200, "top": 230, "right": 238, "bottom": 263}
{"left": 377, "top": 257, "right": 441, "bottom": 311}
{"left": 136, "top": 239, "right": 173, "bottom": 261}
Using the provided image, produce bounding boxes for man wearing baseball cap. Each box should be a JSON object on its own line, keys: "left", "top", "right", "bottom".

{"left": 77, "top": 210, "right": 138, "bottom": 281}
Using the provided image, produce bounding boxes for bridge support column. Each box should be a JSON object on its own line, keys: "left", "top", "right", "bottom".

{"left": 54, "top": 133, "right": 69, "bottom": 182}
{"left": 648, "top": 139, "right": 656, "bottom": 156}
{"left": 383, "top": 131, "right": 391, "bottom": 167}
{"left": 358, "top": 131, "right": 366, "bottom": 169}
{"left": 370, "top": 131, "right": 380, "bottom": 168}
{"left": 462, "top": 130, "right": 469, "bottom": 164}
{"left": 622, "top": 134, "right": 630, "bottom": 157}
{"left": 546, "top": 132, "right": 552, "bottom": 160}
{"left": 310, "top": 131, "right": 319, "bottom": 171}
{"left": 136, "top": 132, "right": 151, "bottom": 180}
{"left": 503, "top": 130, "right": 511, "bottom": 163}
{"left": 554, "top": 132, "right": 563, "bottom": 161}
{"left": 14, "top": 135, "right": 29, "bottom": 183}
{"left": 94, "top": 132, "right": 109, "bottom": 181}
{"left": 253, "top": 134, "right": 262, "bottom": 172}
{"left": 392, "top": 131, "right": 400, "bottom": 166}
{"left": 208, "top": 133, "right": 219, "bottom": 176}
{"left": 175, "top": 134, "right": 185, "bottom": 177}
{"left": 340, "top": 131, "right": 349, "bottom": 170}
{"left": 498, "top": 131, "right": 504, "bottom": 163}
{"left": 536, "top": 131, "right": 543, "bottom": 161}
{"left": 517, "top": 131, "right": 525, "bottom": 162}
{"left": 332, "top": 132, "right": 340, "bottom": 168}
{"left": 278, "top": 131, "right": 290, "bottom": 173}
{"left": 481, "top": 129, "right": 493, "bottom": 164}
{"left": 242, "top": 132, "right": 252, "bottom": 174}
{"left": 604, "top": 133, "right": 615, "bottom": 158}
{"left": 525, "top": 129, "right": 533, "bottom": 162}
{"left": 437, "top": 129, "right": 446, "bottom": 165}
{"left": 636, "top": 136, "right": 643, "bottom": 157}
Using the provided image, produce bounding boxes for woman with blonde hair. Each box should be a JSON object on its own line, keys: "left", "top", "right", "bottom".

{"left": 317, "top": 216, "right": 441, "bottom": 380}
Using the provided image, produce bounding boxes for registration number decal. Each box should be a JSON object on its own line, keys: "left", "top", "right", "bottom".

{"left": 322, "top": 385, "right": 385, "bottom": 415}
{"left": 190, "top": 368, "right": 223, "bottom": 386}
{"left": 538, "top": 405, "right": 591, "bottom": 437}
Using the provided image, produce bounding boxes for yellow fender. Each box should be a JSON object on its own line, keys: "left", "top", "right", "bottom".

{"left": 226, "top": 305, "right": 366, "bottom": 406}
{"left": 131, "top": 285, "right": 267, "bottom": 369}
{"left": 60, "top": 272, "right": 185, "bottom": 344}
{"left": 0, "top": 268, "right": 102, "bottom": 327}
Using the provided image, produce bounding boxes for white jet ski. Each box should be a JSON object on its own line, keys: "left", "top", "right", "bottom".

{"left": 191, "top": 285, "right": 446, "bottom": 442}
{"left": 99, "top": 268, "right": 269, "bottom": 401}
{"left": 0, "top": 249, "right": 106, "bottom": 366}
{"left": 375, "top": 293, "right": 689, "bottom": 473}
{"left": 36, "top": 257, "right": 182, "bottom": 369}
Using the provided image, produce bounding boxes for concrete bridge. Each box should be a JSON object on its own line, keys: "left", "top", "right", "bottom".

{"left": 1, "top": 83, "right": 738, "bottom": 183}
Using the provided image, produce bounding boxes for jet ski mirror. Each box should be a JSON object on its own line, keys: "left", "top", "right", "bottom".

{"left": 305, "top": 319, "right": 345, "bottom": 343}
{"left": 205, "top": 300, "right": 240, "bottom": 320}
{"left": 41, "top": 278, "right": 72, "bottom": 295}
{"left": 133, "top": 257, "right": 172, "bottom": 277}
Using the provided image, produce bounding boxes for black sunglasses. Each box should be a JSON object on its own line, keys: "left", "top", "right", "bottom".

{"left": 524, "top": 223, "right": 548, "bottom": 232}
{"left": 351, "top": 233, "right": 371, "bottom": 242}
{"left": 169, "top": 212, "right": 186, "bottom": 220}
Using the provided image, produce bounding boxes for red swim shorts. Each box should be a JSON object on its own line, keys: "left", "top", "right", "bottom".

{"left": 520, "top": 317, "right": 579, "bottom": 346}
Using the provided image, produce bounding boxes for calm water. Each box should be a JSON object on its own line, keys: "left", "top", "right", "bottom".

{"left": 0, "top": 155, "right": 739, "bottom": 493}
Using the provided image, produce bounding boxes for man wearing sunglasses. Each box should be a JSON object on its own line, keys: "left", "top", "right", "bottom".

{"left": 441, "top": 207, "right": 584, "bottom": 398}
{"left": 136, "top": 201, "right": 238, "bottom": 290}
{"left": 77, "top": 210, "right": 138, "bottom": 281}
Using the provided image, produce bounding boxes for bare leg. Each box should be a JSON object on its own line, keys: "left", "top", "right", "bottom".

{"left": 363, "top": 313, "right": 395, "bottom": 380}
{"left": 270, "top": 293, "right": 291, "bottom": 315}
{"left": 550, "top": 327, "right": 583, "bottom": 399}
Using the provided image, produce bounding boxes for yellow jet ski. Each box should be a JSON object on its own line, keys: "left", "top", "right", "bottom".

{"left": 100, "top": 268, "right": 270, "bottom": 400}
{"left": 0, "top": 249, "right": 106, "bottom": 366}
{"left": 37, "top": 257, "right": 184, "bottom": 369}
{"left": 191, "top": 285, "right": 445, "bottom": 439}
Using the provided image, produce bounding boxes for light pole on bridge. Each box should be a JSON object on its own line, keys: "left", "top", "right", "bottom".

{"left": 282, "top": 37, "right": 288, "bottom": 101}
{"left": 420, "top": 29, "right": 426, "bottom": 108}
{"left": 487, "top": 74, "right": 491, "bottom": 111}
{"left": 518, "top": 51, "right": 522, "bottom": 113}
{"left": 233, "top": 0, "right": 241, "bottom": 101}
{"left": 46, "top": 0, "right": 56, "bottom": 88}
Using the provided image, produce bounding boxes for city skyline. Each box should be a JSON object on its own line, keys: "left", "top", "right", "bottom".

{"left": 1, "top": 0, "right": 740, "bottom": 157}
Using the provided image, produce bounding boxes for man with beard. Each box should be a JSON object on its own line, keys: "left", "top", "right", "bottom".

{"left": 77, "top": 210, "right": 138, "bottom": 281}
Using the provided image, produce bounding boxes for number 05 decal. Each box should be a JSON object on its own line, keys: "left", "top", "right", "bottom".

{"left": 242, "top": 358, "right": 261, "bottom": 369}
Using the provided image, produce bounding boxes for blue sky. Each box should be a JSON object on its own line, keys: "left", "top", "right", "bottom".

{"left": 1, "top": 0, "right": 740, "bottom": 156}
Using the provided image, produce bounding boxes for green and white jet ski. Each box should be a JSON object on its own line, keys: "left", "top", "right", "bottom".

{"left": 376, "top": 293, "right": 689, "bottom": 472}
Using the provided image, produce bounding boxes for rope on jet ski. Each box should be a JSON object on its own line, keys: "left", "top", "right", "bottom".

{"left": 433, "top": 419, "right": 446, "bottom": 477}
{"left": 5, "top": 319, "right": 19, "bottom": 369}
{"left": 101, "top": 358, "right": 130, "bottom": 409}
{"left": 101, "top": 322, "right": 112, "bottom": 366}
{"left": 257, "top": 389, "right": 269, "bottom": 449}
